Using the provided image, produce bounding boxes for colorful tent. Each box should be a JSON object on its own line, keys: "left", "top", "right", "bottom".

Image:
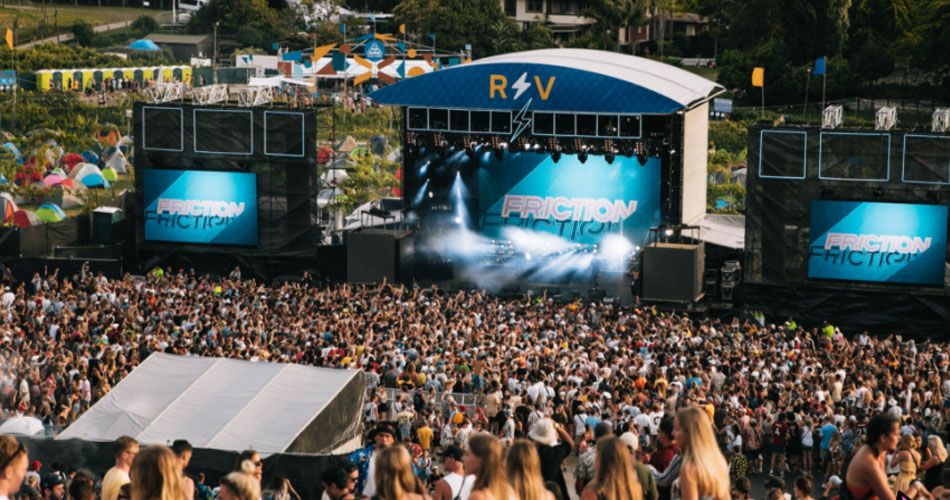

{"left": 50, "top": 167, "right": 67, "bottom": 178}
{"left": 130, "top": 39, "right": 161, "bottom": 51}
{"left": 13, "top": 209, "right": 43, "bottom": 228}
{"left": 41, "top": 189, "right": 83, "bottom": 209}
{"left": 105, "top": 151, "right": 128, "bottom": 174}
{"left": 80, "top": 151, "right": 99, "bottom": 165}
{"left": 0, "top": 192, "right": 17, "bottom": 222}
{"left": 62, "top": 154, "right": 84, "bottom": 170}
{"left": 68, "top": 163, "right": 102, "bottom": 180}
{"left": 81, "top": 174, "right": 110, "bottom": 188}
{"left": 101, "top": 167, "right": 118, "bottom": 182}
{"left": 35, "top": 204, "right": 66, "bottom": 223}
{"left": 43, "top": 174, "right": 65, "bottom": 187}
{"left": 1, "top": 143, "right": 22, "bottom": 164}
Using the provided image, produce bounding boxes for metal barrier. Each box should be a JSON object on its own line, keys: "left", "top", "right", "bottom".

{"left": 381, "top": 388, "right": 482, "bottom": 416}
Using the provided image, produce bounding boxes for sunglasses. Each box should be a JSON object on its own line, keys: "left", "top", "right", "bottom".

{"left": 0, "top": 443, "right": 26, "bottom": 470}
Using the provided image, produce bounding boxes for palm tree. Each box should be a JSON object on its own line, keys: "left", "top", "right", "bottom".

{"left": 582, "top": 0, "right": 648, "bottom": 52}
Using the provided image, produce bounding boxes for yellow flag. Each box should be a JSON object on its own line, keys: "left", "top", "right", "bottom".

{"left": 399, "top": 24, "right": 405, "bottom": 34}
{"left": 751, "top": 67, "right": 764, "bottom": 87}
{"left": 5, "top": 29, "right": 12, "bottom": 50}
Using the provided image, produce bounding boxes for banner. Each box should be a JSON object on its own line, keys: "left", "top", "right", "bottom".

{"left": 808, "top": 200, "right": 948, "bottom": 285}
{"left": 143, "top": 170, "right": 258, "bottom": 246}
{"left": 478, "top": 152, "right": 661, "bottom": 246}
{"left": 752, "top": 67, "right": 764, "bottom": 87}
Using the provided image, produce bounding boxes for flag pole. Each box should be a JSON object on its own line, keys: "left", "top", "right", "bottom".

{"left": 804, "top": 68, "right": 811, "bottom": 123}
{"left": 821, "top": 56, "right": 827, "bottom": 113}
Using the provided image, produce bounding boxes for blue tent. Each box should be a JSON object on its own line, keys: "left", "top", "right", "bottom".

{"left": 129, "top": 39, "right": 161, "bottom": 51}
{"left": 1, "top": 143, "right": 22, "bottom": 165}
{"left": 80, "top": 173, "right": 110, "bottom": 188}
{"left": 81, "top": 151, "right": 99, "bottom": 165}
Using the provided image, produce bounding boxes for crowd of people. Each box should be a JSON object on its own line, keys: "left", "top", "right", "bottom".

{"left": 1, "top": 268, "right": 950, "bottom": 500}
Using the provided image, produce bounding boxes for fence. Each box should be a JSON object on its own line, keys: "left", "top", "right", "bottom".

{"left": 382, "top": 388, "right": 482, "bottom": 416}
{"left": 734, "top": 96, "right": 949, "bottom": 128}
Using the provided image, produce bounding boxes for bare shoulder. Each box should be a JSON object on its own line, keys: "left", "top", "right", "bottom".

{"left": 468, "top": 490, "right": 491, "bottom": 500}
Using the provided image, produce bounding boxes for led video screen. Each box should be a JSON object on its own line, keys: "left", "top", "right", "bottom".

{"left": 194, "top": 109, "right": 253, "bottom": 155}
{"left": 143, "top": 170, "right": 258, "bottom": 246}
{"left": 478, "top": 152, "right": 661, "bottom": 246}
{"left": 808, "top": 200, "right": 947, "bottom": 286}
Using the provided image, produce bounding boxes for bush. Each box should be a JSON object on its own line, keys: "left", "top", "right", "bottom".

{"left": 71, "top": 20, "right": 95, "bottom": 47}
{"left": 130, "top": 15, "right": 160, "bottom": 36}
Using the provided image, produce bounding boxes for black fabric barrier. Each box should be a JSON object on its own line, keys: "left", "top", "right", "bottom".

{"left": 14, "top": 437, "right": 341, "bottom": 500}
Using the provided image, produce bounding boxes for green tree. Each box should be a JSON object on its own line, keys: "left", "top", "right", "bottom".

{"left": 519, "top": 17, "right": 556, "bottom": 50}
{"left": 188, "top": 0, "right": 290, "bottom": 49}
{"left": 71, "top": 20, "right": 95, "bottom": 47}
{"left": 331, "top": 152, "right": 399, "bottom": 213}
{"left": 490, "top": 18, "right": 519, "bottom": 55}
{"left": 394, "top": 0, "right": 512, "bottom": 57}
{"left": 130, "top": 15, "right": 160, "bottom": 36}
{"left": 582, "top": 0, "right": 647, "bottom": 52}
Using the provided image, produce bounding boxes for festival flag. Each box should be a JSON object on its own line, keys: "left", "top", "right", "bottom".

{"left": 399, "top": 24, "right": 405, "bottom": 34}
{"left": 814, "top": 57, "right": 826, "bottom": 76}
{"left": 426, "top": 33, "right": 435, "bottom": 41}
{"left": 340, "top": 23, "right": 346, "bottom": 35}
{"left": 751, "top": 67, "right": 764, "bottom": 87}
{"left": 5, "top": 29, "right": 12, "bottom": 50}
{"left": 368, "top": 13, "right": 375, "bottom": 23}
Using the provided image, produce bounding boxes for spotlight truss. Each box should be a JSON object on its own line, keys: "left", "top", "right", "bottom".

{"left": 191, "top": 84, "right": 230, "bottom": 106}
{"left": 145, "top": 83, "right": 184, "bottom": 104}
{"left": 235, "top": 86, "right": 275, "bottom": 107}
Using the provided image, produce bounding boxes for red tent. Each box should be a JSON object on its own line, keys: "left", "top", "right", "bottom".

{"left": 62, "top": 154, "right": 84, "bottom": 171}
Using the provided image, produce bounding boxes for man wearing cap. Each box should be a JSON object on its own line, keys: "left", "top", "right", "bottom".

{"left": 40, "top": 474, "right": 66, "bottom": 500}
{"left": 432, "top": 446, "right": 473, "bottom": 500}
{"left": 619, "top": 432, "right": 657, "bottom": 500}
{"left": 349, "top": 423, "right": 414, "bottom": 499}
{"left": 529, "top": 418, "right": 574, "bottom": 500}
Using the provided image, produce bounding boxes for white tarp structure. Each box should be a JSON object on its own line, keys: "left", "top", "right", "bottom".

{"left": 58, "top": 353, "right": 365, "bottom": 455}
{"left": 699, "top": 213, "right": 745, "bottom": 250}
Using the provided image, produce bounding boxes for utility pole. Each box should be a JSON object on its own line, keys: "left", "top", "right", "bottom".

{"left": 212, "top": 21, "right": 218, "bottom": 84}
{"left": 12, "top": 17, "right": 18, "bottom": 134}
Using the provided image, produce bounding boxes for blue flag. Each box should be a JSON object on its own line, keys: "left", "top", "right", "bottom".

{"left": 272, "top": 42, "right": 279, "bottom": 50}
{"left": 368, "top": 13, "right": 375, "bottom": 23}
{"left": 814, "top": 57, "right": 826, "bottom": 75}
{"left": 427, "top": 33, "right": 435, "bottom": 41}
{"left": 340, "top": 23, "right": 346, "bottom": 34}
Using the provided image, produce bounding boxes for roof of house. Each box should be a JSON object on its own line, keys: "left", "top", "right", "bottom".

{"left": 145, "top": 33, "right": 211, "bottom": 45}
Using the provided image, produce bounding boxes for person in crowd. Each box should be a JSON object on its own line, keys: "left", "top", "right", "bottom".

{"left": 432, "top": 445, "right": 472, "bottom": 500}
{"left": 892, "top": 434, "right": 922, "bottom": 496}
{"left": 463, "top": 434, "right": 515, "bottom": 500}
{"left": 576, "top": 422, "right": 614, "bottom": 496}
{"left": 505, "top": 440, "right": 554, "bottom": 500}
{"left": 655, "top": 417, "right": 683, "bottom": 500}
{"left": 234, "top": 451, "right": 262, "bottom": 485}
{"left": 102, "top": 436, "right": 138, "bottom": 500}
{"left": 673, "top": 407, "right": 729, "bottom": 500}
{"left": 39, "top": 474, "right": 66, "bottom": 500}
{"left": 129, "top": 446, "right": 187, "bottom": 500}
{"left": 794, "top": 475, "right": 814, "bottom": 500}
{"left": 922, "top": 436, "right": 948, "bottom": 492}
{"left": 528, "top": 419, "right": 573, "bottom": 500}
{"left": 580, "top": 436, "right": 642, "bottom": 500}
{"left": 218, "top": 460, "right": 261, "bottom": 500}
{"left": 845, "top": 413, "right": 900, "bottom": 500}
{"left": 373, "top": 445, "right": 428, "bottom": 500}
{"left": 730, "top": 477, "right": 751, "bottom": 500}
{"left": 194, "top": 474, "right": 212, "bottom": 500}
{"left": 349, "top": 422, "right": 398, "bottom": 498}
{"left": 67, "top": 471, "right": 95, "bottom": 500}
{"left": 620, "top": 432, "right": 658, "bottom": 500}
{"left": 321, "top": 461, "right": 357, "bottom": 500}
{"left": 0, "top": 435, "right": 27, "bottom": 500}
{"left": 171, "top": 440, "right": 195, "bottom": 500}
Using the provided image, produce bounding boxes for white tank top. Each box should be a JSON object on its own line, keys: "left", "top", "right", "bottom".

{"left": 442, "top": 473, "right": 474, "bottom": 500}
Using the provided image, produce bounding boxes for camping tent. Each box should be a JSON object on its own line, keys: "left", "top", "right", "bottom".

{"left": 105, "top": 151, "right": 128, "bottom": 174}
{"left": 0, "top": 193, "right": 16, "bottom": 222}
{"left": 81, "top": 174, "right": 109, "bottom": 188}
{"left": 41, "top": 189, "right": 83, "bottom": 209}
{"left": 69, "top": 163, "right": 103, "bottom": 180}
{"left": 35, "top": 204, "right": 66, "bottom": 223}
{"left": 57, "top": 353, "right": 364, "bottom": 454}
{"left": 13, "top": 209, "right": 43, "bottom": 228}
{"left": 101, "top": 167, "right": 118, "bottom": 182}
{"left": 130, "top": 39, "right": 161, "bottom": 51}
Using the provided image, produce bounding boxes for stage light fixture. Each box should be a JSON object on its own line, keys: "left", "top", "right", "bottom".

{"left": 605, "top": 152, "right": 615, "bottom": 164}
{"left": 637, "top": 154, "right": 648, "bottom": 166}
{"left": 551, "top": 151, "right": 562, "bottom": 163}
{"left": 494, "top": 148, "right": 504, "bottom": 161}
{"left": 578, "top": 151, "right": 588, "bottom": 164}
{"left": 465, "top": 147, "right": 475, "bottom": 159}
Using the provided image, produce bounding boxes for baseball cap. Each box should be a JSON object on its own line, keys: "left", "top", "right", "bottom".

{"left": 41, "top": 474, "right": 67, "bottom": 490}
{"left": 828, "top": 476, "right": 842, "bottom": 486}
{"left": 439, "top": 445, "right": 464, "bottom": 461}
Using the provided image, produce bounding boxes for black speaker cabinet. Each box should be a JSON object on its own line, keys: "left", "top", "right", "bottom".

{"left": 641, "top": 242, "right": 705, "bottom": 302}
{"left": 346, "top": 229, "right": 413, "bottom": 284}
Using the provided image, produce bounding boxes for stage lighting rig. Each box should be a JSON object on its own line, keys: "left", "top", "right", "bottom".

{"left": 578, "top": 151, "right": 588, "bottom": 163}
{"left": 551, "top": 151, "right": 562, "bottom": 163}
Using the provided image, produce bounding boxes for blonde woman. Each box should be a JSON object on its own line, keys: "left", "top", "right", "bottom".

{"left": 891, "top": 434, "right": 921, "bottom": 497}
{"left": 580, "top": 436, "right": 643, "bottom": 500}
{"left": 374, "top": 445, "right": 428, "bottom": 500}
{"left": 130, "top": 446, "right": 187, "bottom": 500}
{"left": 0, "top": 435, "right": 29, "bottom": 500}
{"left": 506, "top": 440, "right": 554, "bottom": 500}
{"left": 673, "top": 407, "right": 730, "bottom": 500}
{"left": 922, "top": 435, "right": 948, "bottom": 491}
{"left": 463, "top": 434, "right": 516, "bottom": 500}
{"left": 218, "top": 460, "right": 262, "bottom": 500}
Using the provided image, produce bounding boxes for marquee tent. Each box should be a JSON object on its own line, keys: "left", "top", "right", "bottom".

{"left": 57, "top": 353, "right": 365, "bottom": 455}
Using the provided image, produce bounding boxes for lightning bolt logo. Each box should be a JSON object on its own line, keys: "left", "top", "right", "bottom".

{"left": 512, "top": 72, "right": 531, "bottom": 100}
{"left": 510, "top": 98, "right": 532, "bottom": 143}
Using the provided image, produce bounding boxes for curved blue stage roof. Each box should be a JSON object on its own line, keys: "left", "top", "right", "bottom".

{"left": 368, "top": 49, "right": 724, "bottom": 114}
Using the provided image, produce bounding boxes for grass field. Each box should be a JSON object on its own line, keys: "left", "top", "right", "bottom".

{"left": 0, "top": 5, "right": 158, "bottom": 44}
